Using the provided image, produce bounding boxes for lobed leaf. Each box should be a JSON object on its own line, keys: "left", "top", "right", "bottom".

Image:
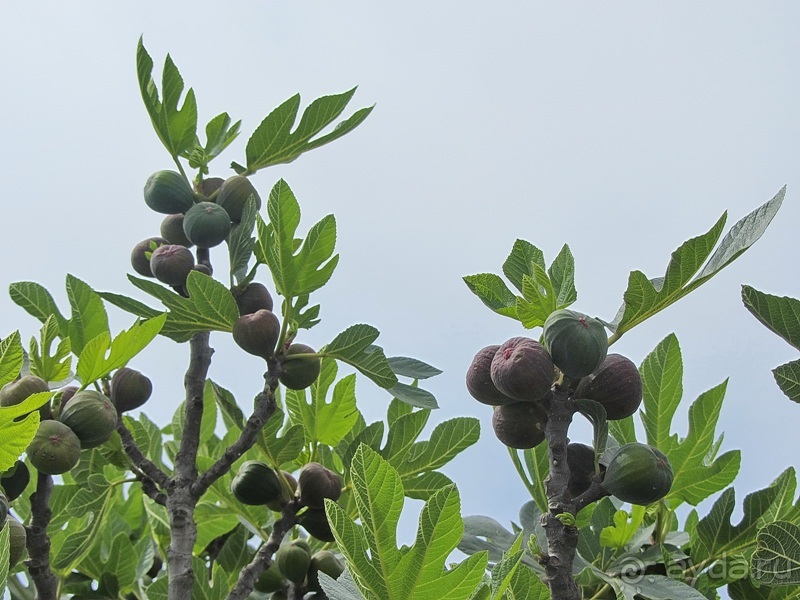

{"left": 751, "top": 521, "right": 800, "bottom": 586}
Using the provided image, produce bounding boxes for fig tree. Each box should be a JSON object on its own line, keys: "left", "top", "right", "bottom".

{"left": 491, "top": 401, "right": 548, "bottom": 449}
{"left": 543, "top": 309, "right": 608, "bottom": 379}
{"left": 58, "top": 389, "right": 117, "bottom": 448}
{"left": 298, "top": 462, "right": 342, "bottom": 509}
{"left": 466, "top": 345, "right": 515, "bottom": 405}
{"left": 279, "top": 344, "right": 321, "bottom": 390}
{"left": 233, "top": 282, "right": 274, "bottom": 315}
{"left": 216, "top": 175, "right": 261, "bottom": 223}
{"left": 149, "top": 244, "right": 195, "bottom": 287}
{"left": 160, "top": 213, "right": 194, "bottom": 247}
{"left": 131, "top": 237, "right": 168, "bottom": 278}
{"left": 574, "top": 353, "right": 642, "bottom": 420}
{"left": 111, "top": 367, "right": 153, "bottom": 412}
{"left": 144, "top": 170, "right": 195, "bottom": 214}
{"left": 230, "top": 461, "right": 282, "bottom": 505}
{"left": 27, "top": 420, "right": 81, "bottom": 475}
{"left": 182, "top": 201, "right": 231, "bottom": 248}
{"left": 603, "top": 442, "right": 673, "bottom": 505}
{"left": 275, "top": 540, "right": 312, "bottom": 584}
{"left": 1, "top": 460, "right": 30, "bottom": 501}
{"left": 232, "top": 309, "right": 281, "bottom": 359}
{"left": 490, "top": 337, "right": 554, "bottom": 402}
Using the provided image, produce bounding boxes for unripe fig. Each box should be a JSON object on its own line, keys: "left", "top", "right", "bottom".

{"left": 543, "top": 309, "right": 608, "bottom": 380}
{"left": 0, "top": 375, "right": 49, "bottom": 408}
{"left": 567, "top": 443, "right": 599, "bottom": 497}
{"left": 144, "top": 170, "right": 195, "bottom": 214}
{"left": 279, "top": 344, "right": 321, "bottom": 390}
{"left": 266, "top": 471, "right": 298, "bottom": 512}
{"left": 311, "top": 550, "right": 345, "bottom": 579}
{"left": 216, "top": 175, "right": 262, "bottom": 223}
{"left": 254, "top": 560, "right": 286, "bottom": 593}
{"left": 491, "top": 401, "right": 548, "bottom": 449}
{"left": 574, "top": 354, "right": 642, "bottom": 420}
{"left": 233, "top": 282, "right": 274, "bottom": 315}
{"left": 299, "top": 507, "right": 335, "bottom": 542}
{"left": 232, "top": 309, "right": 281, "bottom": 359}
{"left": 131, "top": 237, "right": 168, "bottom": 278}
{"left": 58, "top": 389, "right": 117, "bottom": 448}
{"left": 466, "top": 345, "right": 515, "bottom": 405}
{"left": 160, "top": 214, "right": 194, "bottom": 247}
{"left": 149, "top": 244, "right": 195, "bottom": 287}
{"left": 603, "top": 442, "right": 673, "bottom": 505}
{"left": 27, "top": 420, "right": 81, "bottom": 475}
{"left": 6, "top": 516, "right": 26, "bottom": 568}
{"left": 111, "top": 367, "right": 153, "bottom": 412}
{"left": 298, "top": 462, "right": 342, "bottom": 509}
{"left": 230, "top": 461, "right": 282, "bottom": 505}
{"left": 196, "top": 176, "right": 224, "bottom": 198}
{"left": 275, "top": 540, "right": 312, "bottom": 584}
{"left": 490, "top": 338, "right": 554, "bottom": 402}
{"left": 182, "top": 201, "right": 231, "bottom": 248}
{"left": 1, "top": 460, "right": 30, "bottom": 502}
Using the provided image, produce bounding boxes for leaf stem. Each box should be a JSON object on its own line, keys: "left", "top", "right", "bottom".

{"left": 506, "top": 446, "right": 537, "bottom": 498}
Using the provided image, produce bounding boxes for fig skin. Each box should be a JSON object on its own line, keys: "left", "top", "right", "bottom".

{"left": 149, "top": 244, "right": 195, "bottom": 287}
{"left": 144, "top": 170, "right": 195, "bottom": 214}
{"left": 233, "top": 282, "right": 274, "bottom": 315}
{"left": 603, "top": 442, "right": 673, "bottom": 505}
{"left": 196, "top": 176, "right": 224, "bottom": 198}
{"left": 543, "top": 309, "right": 608, "bottom": 380}
{"left": 6, "top": 516, "right": 26, "bottom": 568}
{"left": 491, "top": 401, "right": 548, "bottom": 449}
{"left": 298, "top": 462, "right": 342, "bottom": 509}
{"left": 466, "top": 345, "right": 515, "bottom": 405}
{"left": 131, "top": 237, "right": 168, "bottom": 278}
{"left": 160, "top": 214, "right": 194, "bottom": 247}
{"left": 490, "top": 337, "right": 554, "bottom": 402}
{"left": 299, "top": 507, "right": 335, "bottom": 542}
{"left": 232, "top": 309, "right": 281, "bottom": 359}
{"left": 182, "top": 201, "right": 231, "bottom": 249}
{"left": 566, "top": 443, "right": 601, "bottom": 497}
{"left": 279, "top": 344, "right": 321, "bottom": 390}
{"left": 1, "top": 460, "right": 30, "bottom": 502}
{"left": 111, "top": 367, "right": 153, "bottom": 412}
{"left": 230, "top": 460, "right": 283, "bottom": 505}
{"left": 574, "top": 354, "right": 643, "bottom": 420}
{"left": 275, "top": 540, "right": 312, "bottom": 584}
{"left": 0, "top": 375, "right": 49, "bottom": 407}
{"left": 216, "top": 175, "right": 262, "bottom": 223}
{"left": 58, "top": 389, "right": 117, "bottom": 449}
{"left": 27, "top": 420, "right": 82, "bottom": 475}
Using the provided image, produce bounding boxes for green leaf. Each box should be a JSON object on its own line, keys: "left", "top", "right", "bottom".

{"left": 51, "top": 485, "right": 114, "bottom": 573}
{"left": 0, "top": 521, "right": 8, "bottom": 595}
{"left": 0, "top": 331, "right": 24, "bottom": 387}
{"left": 402, "top": 471, "right": 454, "bottom": 501}
{"left": 743, "top": 285, "right": 800, "bottom": 351}
{"left": 0, "top": 392, "right": 51, "bottom": 472}
{"left": 751, "top": 521, "right": 800, "bottom": 586}
{"left": 387, "top": 357, "right": 442, "bottom": 380}
{"left": 8, "top": 281, "right": 69, "bottom": 335}
{"left": 773, "top": 359, "right": 800, "bottom": 403}
{"left": 599, "top": 506, "right": 646, "bottom": 550}
{"left": 383, "top": 410, "right": 430, "bottom": 465}
{"left": 193, "top": 502, "right": 239, "bottom": 554}
{"left": 227, "top": 197, "right": 258, "bottom": 284}
{"left": 29, "top": 316, "right": 72, "bottom": 384}
{"left": 502, "top": 240, "right": 546, "bottom": 294}
{"left": 575, "top": 399, "right": 608, "bottom": 469}
{"left": 463, "top": 274, "right": 518, "bottom": 319}
{"left": 327, "top": 445, "right": 487, "bottom": 600}
{"left": 608, "top": 416, "right": 637, "bottom": 447}
{"left": 640, "top": 334, "right": 684, "bottom": 453}
{"left": 186, "top": 112, "right": 241, "bottom": 171}
{"left": 399, "top": 417, "right": 480, "bottom": 478}
{"left": 389, "top": 382, "right": 438, "bottom": 409}
{"left": 245, "top": 88, "right": 373, "bottom": 172}
{"left": 66, "top": 274, "right": 109, "bottom": 356}
{"left": 323, "top": 325, "right": 398, "bottom": 389}
{"left": 522, "top": 444, "right": 550, "bottom": 513}
{"left": 549, "top": 243, "right": 577, "bottom": 309}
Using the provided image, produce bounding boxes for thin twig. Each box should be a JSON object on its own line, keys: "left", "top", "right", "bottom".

{"left": 117, "top": 417, "right": 171, "bottom": 489}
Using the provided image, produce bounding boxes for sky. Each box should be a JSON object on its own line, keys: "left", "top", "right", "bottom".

{"left": 2, "top": 2, "right": 800, "bottom": 593}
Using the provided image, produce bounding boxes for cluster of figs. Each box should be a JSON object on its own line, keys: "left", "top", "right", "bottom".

{"left": 0, "top": 367, "right": 152, "bottom": 566}
{"left": 467, "top": 309, "right": 674, "bottom": 506}
{"left": 230, "top": 461, "right": 345, "bottom": 595}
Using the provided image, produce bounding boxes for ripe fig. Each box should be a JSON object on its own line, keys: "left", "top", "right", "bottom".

{"left": 144, "top": 170, "right": 195, "bottom": 214}
{"left": 131, "top": 237, "right": 168, "bottom": 278}
{"left": 275, "top": 540, "right": 312, "bottom": 584}
{"left": 233, "top": 282, "right": 274, "bottom": 315}
{"left": 466, "top": 345, "right": 515, "bottom": 405}
{"left": 59, "top": 389, "right": 117, "bottom": 449}
{"left": 543, "top": 309, "right": 608, "bottom": 380}
{"left": 160, "top": 214, "right": 194, "bottom": 247}
{"left": 266, "top": 471, "right": 298, "bottom": 512}
{"left": 1, "top": 460, "right": 30, "bottom": 502}
{"left": 232, "top": 309, "right": 281, "bottom": 359}
{"left": 193, "top": 263, "right": 212, "bottom": 276}
{"left": 111, "top": 367, "right": 153, "bottom": 412}
{"left": 574, "top": 354, "right": 642, "bottom": 420}
{"left": 299, "top": 507, "right": 335, "bottom": 542}
{"left": 196, "top": 176, "right": 224, "bottom": 198}
{"left": 298, "top": 462, "right": 342, "bottom": 509}
{"left": 279, "top": 344, "right": 321, "bottom": 390}
{"left": 602, "top": 442, "right": 673, "bottom": 505}
{"left": 230, "top": 461, "right": 282, "bottom": 505}
{"left": 53, "top": 385, "right": 79, "bottom": 419}
{"left": 27, "top": 420, "right": 81, "bottom": 475}
{"left": 149, "top": 244, "right": 195, "bottom": 287}
{"left": 491, "top": 401, "right": 548, "bottom": 449}
{"left": 216, "top": 175, "right": 262, "bottom": 223}
{"left": 6, "top": 516, "right": 26, "bottom": 568}
{"left": 182, "top": 201, "right": 231, "bottom": 248}
{"left": 0, "top": 375, "right": 49, "bottom": 408}
{"left": 567, "top": 443, "right": 599, "bottom": 497}
{"left": 490, "top": 337, "right": 554, "bottom": 402}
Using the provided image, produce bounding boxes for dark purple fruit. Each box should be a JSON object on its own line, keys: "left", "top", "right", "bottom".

{"left": 216, "top": 175, "right": 262, "bottom": 223}
{"left": 491, "top": 401, "right": 548, "bottom": 449}
{"left": 466, "top": 345, "right": 515, "bottom": 405}
{"left": 149, "top": 244, "right": 195, "bottom": 287}
{"left": 111, "top": 367, "right": 153, "bottom": 412}
{"left": 58, "top": 390, "right": 117, "bottom": 449}
{"left": 193, "top": 264, "right": 212, "bottom": 276}
{"left": 279, "top": 344, "right": 321, "bottom": 390}
{"left": 567, "top": 443, "right": 598, "bottom": 497}
{"left": 233, "top": 282, "right": 274, "bottom": 315}
{"left": 131, "top": 237, "right": 168, "bottom": 278}
{"left": 298, "top": 462, "right": 342, "bottom": 509}
{"left": 230, "top": 461, "right": 282, "bottom": 505}
{"left": 196, "top": 176, "right": 224, "bottom": 198}
{"left": 603, "top": 443, "right": 673, "bottom": 505}
{"left": 182, "top": 201, "right": 231, "bottom": 248}
{"left": 144, "top": 170, "right": 195, "bottom": 214}
{"left": 543, "top": 309, "right": 608, "bottom": 379}
{"left": 54, "top": 385, "right": 79, "bottom": 419}
{"left": 299, "top": 507, "right": 335, "bottom": 542}
{"left": 490, "top": 337, "right": 554, "bottom": 402}
{"left": 266, "top": 471, "right": 298, "bottom": 512}
{"left": 232, "top": 309, "right": 281, "bottom": 359}
{"left": 160, "top": 214, "right": 194, "bottom": 247}
{"left": 574, "top": 354, "right": 642, "bottom": 420}
{"left": 27, "top": 420, "right": 82, "bottom": 475}
{"left": 1, "top": 460, "right": 30, "bottom": 502}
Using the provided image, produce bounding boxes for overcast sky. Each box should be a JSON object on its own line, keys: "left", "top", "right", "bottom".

{"left": 2, "top": 2, "right": 800, "bottom": 591}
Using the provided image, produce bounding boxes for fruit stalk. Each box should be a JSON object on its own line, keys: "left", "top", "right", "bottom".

{"left": 26, "top": 472, "right": 58, "bottom": 600}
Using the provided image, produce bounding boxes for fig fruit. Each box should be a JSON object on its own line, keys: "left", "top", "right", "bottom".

{"left": 216, "top": 175, "right": 261, "bottom": 223}
{"left": 160, "top": 214, "right": 194, "bottom": 247}
{"left": 27, "top": 420, "right": 81, "bottom": 475}
{"left": 602, "top": 442, "right": 673, "bottom": 505}
{"left": 490, "top": 337, "right": 554, "bottom": 402}
{"left": 233, "top": 282, "right": 274, "bottom": 315}
{"left": 0, "top": 375, "right": 49, "bottom": 408}
{"left": 232, "top": 309, "right": 281, "bottom": 360}
{"left": 279, "top": 344, "right": 321, "bottom": 390}
{"left": 230, "top": 461, "right": 282, "bottom": 505}
{"left": 1, "top": 460, "right": 30, "bottom": 502}
{"left": 567, "top": 443, "right": 598, "bottom": 497}
{"left": 298, "top": 462, "right": 342, "bottom": 509}
{"left": 543, "top": 309, "right": 608, "bottom": 379}
{"left": 59, "top": 389, "right": 117, "bottom": 448}
{"left": 574, "top": 354, "right": 642, "bottom": 420}
{"left": 275, "top": 540, "right": 312, "bottom": 584}
{"left": 311, "top": 550, "right": 345, "bottom": 580}
{"left": 182, "top": 201, "right": 231, "bottom": 248}
{"left": 491, "top": 401, "right": 548, "bottom": 449}
{"left": 53, "top": 385, "right": 79, "bottom": 419}
{"left": 266, "top": 471, "right": 297, "bottom": 512}
{"left": 299, "top": 507, "right": 335, "bottom": 542}
{"left": 149, "top": 244, "right": 195, "bottom": 287}
{"left": 111, "top": 367, "right": 153, "bottom": 412}
{"left": 254, "top": 561, "right": 286, "bottom": 594}
{"left": 466, "top": 345, "right": 515, "bottom": 405}
{"left": 196, "top": 176, "right": 224, "bottom": 198}
{"left": 131, "top": 237, "right": 168, "bottom": 278}
{"left": 6, "top": 516, "right": 26, "bottom": 568}
{"left": 144, "top": 170, "right": 195, "bottom": 214}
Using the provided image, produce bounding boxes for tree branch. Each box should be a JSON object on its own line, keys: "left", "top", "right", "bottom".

{"left": 25, "top": 472, "right": 58, "bottom": 600}
{"left": 117, "top": 416, "right": 171, "bottom": 490}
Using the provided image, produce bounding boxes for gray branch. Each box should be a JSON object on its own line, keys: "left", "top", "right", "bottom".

{"left": 25, "top": 472, "right": 58, "bottom": 600}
